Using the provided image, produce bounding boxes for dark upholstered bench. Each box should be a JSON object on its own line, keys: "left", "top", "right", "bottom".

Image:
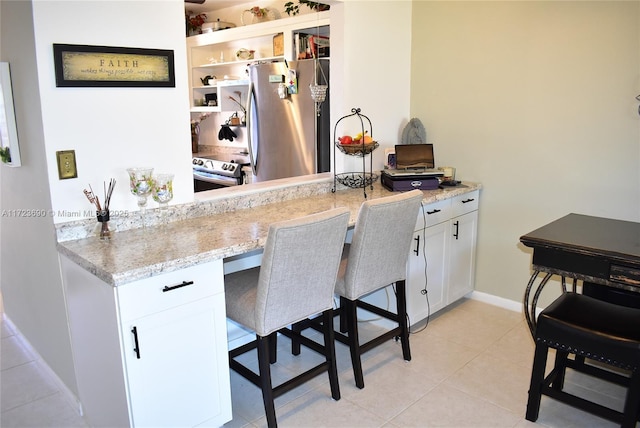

{"left": 526, "top": 292, "right": 640, "bottom": 427}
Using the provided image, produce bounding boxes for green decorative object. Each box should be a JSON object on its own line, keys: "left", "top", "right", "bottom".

{"left": 0, "top": 146, "right": 10, "bottom": 164}
{"left": 284, "top": 1, "right": 329, "bottom": 16}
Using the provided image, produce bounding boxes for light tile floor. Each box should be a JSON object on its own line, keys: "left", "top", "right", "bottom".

{"left": 1, "top": 298, "right": 629, "bottom": 427}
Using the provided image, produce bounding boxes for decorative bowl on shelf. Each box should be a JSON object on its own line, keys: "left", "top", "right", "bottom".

{"left": 236, "top": 48, "right": 255, "bottom": 60}
{"left": 335, "top": 172, "right": 379, "bottom": 189}
{"left": 336, "top": 140, "right": 379, "bottom": 156}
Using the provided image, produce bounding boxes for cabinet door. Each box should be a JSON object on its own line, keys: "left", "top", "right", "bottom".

{"left": 447, "top": 210, "right": 478, "bottom": 304}
{"left": 122, "top": 295, "right": 231, "bottom": 427}
{"left": 406, "top": 222, "right": 449, "bottom": 325}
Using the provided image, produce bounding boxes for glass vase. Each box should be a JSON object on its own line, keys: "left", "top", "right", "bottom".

{"left": 126, "top": 167, "right": 154, "bottom": 229}
{"left": 152, "top": 173, "right": 174, "bottom": 225}
{"left": 96, "top": 210, "right": 114, "bottom": 240}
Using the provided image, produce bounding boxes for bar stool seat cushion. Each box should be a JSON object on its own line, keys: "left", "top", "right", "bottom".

{"left": 537, "top": 292, "right": 640, "bottom": 371}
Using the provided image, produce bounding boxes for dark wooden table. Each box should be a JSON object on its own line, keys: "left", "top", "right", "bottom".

{"left": 520, "top": 213, "right": 640, "bottom": 335}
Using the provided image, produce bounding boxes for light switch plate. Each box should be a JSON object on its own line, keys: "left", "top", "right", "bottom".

{"left": 56, "top": 150, "right": 77, "bottom": 179}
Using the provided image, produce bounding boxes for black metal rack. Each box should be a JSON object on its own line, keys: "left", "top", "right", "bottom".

{"left": 332, "top": 108, "right": 379, "bottom": 198}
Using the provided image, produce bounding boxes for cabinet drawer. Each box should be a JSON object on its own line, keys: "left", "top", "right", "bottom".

{"left": 417, "top": 199, "right": 451, "bottom": 230}
{"left": 451, "top": 190, "right": 479, "bottom": 218}
{"left": 117, "top": 260, "right": 224, "bottom": 322}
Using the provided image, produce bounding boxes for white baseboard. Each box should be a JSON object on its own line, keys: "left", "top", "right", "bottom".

{"left": 2, "top": 313, "right": 84, "bottom": 417}
{"left": 468, "top": 290, "right": 526, "bottom": 313}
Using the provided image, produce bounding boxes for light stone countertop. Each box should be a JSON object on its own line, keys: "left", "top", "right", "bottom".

{"left": 56, "top": 180, "right": 481, "bottom": 286}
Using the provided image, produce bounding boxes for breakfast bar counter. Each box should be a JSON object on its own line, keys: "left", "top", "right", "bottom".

{"left": 55, "top": 176, "right": 481, "bottom": 428}
{"left": 57, "top": 178, "right": 482, "bottom": 287}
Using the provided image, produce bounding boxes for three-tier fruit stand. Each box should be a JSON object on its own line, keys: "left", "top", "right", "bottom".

{"left": 332, "top": 108, "right": 379, "bottom": 198}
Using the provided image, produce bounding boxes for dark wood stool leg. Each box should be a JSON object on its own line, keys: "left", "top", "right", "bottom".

{"left": 526, "top": 342, "right": 549, "bottom": 422}
{"left": 339, "top": 296, "right": 348, "bottom": 333}
{"left": 291, "top": 321, "right": 302, "bottom": 356}
{"left": 269, "top": 332, "right": 278, "bottom": 364}
{"left": 257, "top": 335, "right": 277, "bottom": 428}
{"left": 395, "top": 280, "right": 411, "bottom": 361}
{"left": 345, "top": 299, "right": 365, "bottom": 389}
{"left": 622, "top": 371, "right": 640, "bottom": 428}
{"left": 551, "top": 350, "right": 569, "bottom": 390}
{"left": 322, "top": 308, "right": 341, "bottom": 401}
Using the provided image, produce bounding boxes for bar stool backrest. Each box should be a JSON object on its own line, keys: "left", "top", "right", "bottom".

{"left": 342, "top": 190, "right": 423, "bottom": 300}
{"left": 255, "top": 207, "right": 350, "bottom": 336}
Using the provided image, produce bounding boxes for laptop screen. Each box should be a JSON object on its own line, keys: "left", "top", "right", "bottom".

{"left": 395, "top": 144, "right": 434, "bottom": 169}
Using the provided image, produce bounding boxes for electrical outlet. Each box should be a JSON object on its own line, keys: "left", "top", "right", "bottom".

{"left": 56, "top": 150, "right": 77, "bottom": 179}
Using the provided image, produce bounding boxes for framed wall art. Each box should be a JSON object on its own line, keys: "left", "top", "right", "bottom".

{"left": 53, "top": 44, "right": 175, "bottom": 88}
{"left": 0, "top": 62, "right": 21, "bottom": 167}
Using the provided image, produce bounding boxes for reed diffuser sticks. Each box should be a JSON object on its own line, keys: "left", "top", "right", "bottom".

{"left": 84, "top": 178, "right": 116, "bottom": 240}
{"left": 83, "top": 178, "right": 116, "bottom": 213}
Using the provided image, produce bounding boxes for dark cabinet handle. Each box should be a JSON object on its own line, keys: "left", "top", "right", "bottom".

{"left": 413, "top": 235, "right": 420, "bottom": 256}
{"left": 453, "top": 220, "right": 460, "bottom": 240}
{"left": 427, "top": 209, "right": 441, "bottom": 215}
{"left": 131, "top": 326, "right": 141, "bottom": 359}
{"left": 461, "top": 198, "right": 475, "bottom": 204}
{"left": 162, "top": 280, "right": 194, "bottom": 293}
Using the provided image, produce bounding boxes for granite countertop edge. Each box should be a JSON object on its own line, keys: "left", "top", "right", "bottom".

{"left": 57, "top": 181, "right": 481, "bottom": 287}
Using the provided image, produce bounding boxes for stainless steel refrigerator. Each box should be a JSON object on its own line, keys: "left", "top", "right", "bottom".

{"left": 246, "top": 59, "right": 330, "bottom": 182}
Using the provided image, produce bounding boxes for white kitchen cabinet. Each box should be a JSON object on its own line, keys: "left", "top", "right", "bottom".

{"left": 60, "top": 256, "right": 231, "bottom": 427}
{"left": 406, "top": 199, "right": 450, "bottom": 325}
{"left": 447, "top": 205, "right": 478, "bottom": 303}
{"left": 186, "top": 11, "right": 330, "bottom": 113}
{"left": 406, "top": 190, "right": 480, "bottom": 325}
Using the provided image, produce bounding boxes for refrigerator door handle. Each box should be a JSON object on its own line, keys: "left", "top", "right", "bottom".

{"left": 246, "top": 80, "right": 258, "bottom": 176}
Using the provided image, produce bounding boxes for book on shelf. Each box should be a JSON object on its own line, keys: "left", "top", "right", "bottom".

{"left": 294, "top": 33, "right": 330, "bottom": 59}
{"left": 309, "top": 35, "right": 330, "bottom": 58}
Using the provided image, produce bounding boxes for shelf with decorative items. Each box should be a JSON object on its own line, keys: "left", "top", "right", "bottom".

{"left": 187, "top": 11, "right": 329, "bottom": 114}
{"left": 332, "top": 108, "right": 379, "bottom": 198}
{"left": 196, "top": 81, "right": 249, "bottom": 113}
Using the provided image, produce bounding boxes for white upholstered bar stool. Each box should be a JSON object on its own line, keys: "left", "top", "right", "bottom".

{"left": 293, "top": 189, "right": 423, "bottom": 389}
{"left": 224, "top": 207, "right": 350, "bottom": 428}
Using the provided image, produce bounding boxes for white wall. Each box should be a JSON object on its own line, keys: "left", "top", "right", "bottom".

{"left": 1, "top": 0, "right": 191, "bottom": 397}
{"left": 34, "top": 1, "right": 193, "bottom": 223}
{"left": 335, "top": 1, "right": 412, "bottom": 174}
{"left": 410, "top": 1, "right": 640, "bottom": 304}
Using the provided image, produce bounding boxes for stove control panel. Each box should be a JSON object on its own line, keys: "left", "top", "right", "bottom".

{"left": 192, "top": 157, "right": 241, "bottom": 178}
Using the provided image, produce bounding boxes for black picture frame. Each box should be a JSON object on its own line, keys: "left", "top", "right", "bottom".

{"left": 53, "top": 44, "right": 175, "bottom": 88}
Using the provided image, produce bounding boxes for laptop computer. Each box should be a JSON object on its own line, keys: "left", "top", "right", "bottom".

{"left": 384, "top": 144, "right": 443, "bottom": 177}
